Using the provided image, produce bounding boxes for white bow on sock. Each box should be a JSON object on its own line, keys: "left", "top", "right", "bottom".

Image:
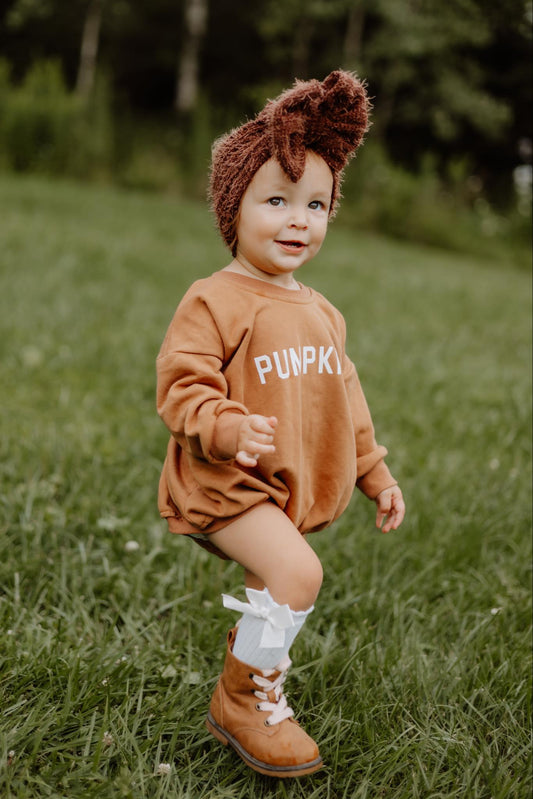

{"left": 222, "top": 587, "right": 314, "bottom": 669}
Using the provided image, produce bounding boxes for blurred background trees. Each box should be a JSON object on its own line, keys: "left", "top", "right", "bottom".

{"left": 0, "top": 0, "right": 531, "bottom": 258}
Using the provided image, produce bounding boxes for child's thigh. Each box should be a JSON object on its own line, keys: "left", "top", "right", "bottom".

{"left": 209, "top": 502, "right": 323, "bottom": 609}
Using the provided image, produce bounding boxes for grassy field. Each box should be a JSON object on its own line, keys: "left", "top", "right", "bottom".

{"left": 0, "top": 174, "right": 531, "bottom": 799}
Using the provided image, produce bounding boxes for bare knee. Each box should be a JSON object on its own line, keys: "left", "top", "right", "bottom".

{"left": 267, "top": 549, "right": 323, "bottom": 611}
{"left": 210, "top": 503, "right": 323, "bottom": 610}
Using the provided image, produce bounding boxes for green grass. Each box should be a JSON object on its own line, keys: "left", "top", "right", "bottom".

{"left": 0, "top": 174, "right": 531, "bottom": 799}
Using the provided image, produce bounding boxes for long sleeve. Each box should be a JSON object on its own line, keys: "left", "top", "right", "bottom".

{"left": 156, "top": 292, "right": 248, "bottom": 463}
{"left": 343, "top": 357, "right": 397, "bottom": 499}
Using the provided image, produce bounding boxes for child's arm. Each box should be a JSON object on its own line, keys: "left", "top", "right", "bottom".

{"left": 375, "top": 485, "right": 405, "bottom": 533}
{"left": 344, "top": 360, "right": 396, "bottom": 499}
{"left": 157, "top": 291, "right": 250, "bottom": 464}
{"left": 158, "top": 289, "right": 277, "bottom": 468}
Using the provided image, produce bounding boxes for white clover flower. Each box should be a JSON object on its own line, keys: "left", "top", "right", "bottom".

{"left": 161, "top": 664, "right": 177, "bottom": 679}
{"left": 156, "top": 763, "right": 172, "bottom": 775}
{"left": 102, "top": 731, "right": 113, "bottom": 747}
{"left": 97, "top": 515, "right": 130, "bottom": 532}
{"left": 125, "top": 540, "right": 140, "bottom": 552}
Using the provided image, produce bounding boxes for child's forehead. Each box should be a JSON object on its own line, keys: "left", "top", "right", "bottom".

{"left": 250, "top": 153, "right": 333, "bottom": 191}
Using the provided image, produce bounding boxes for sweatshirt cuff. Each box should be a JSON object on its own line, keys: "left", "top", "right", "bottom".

{"left": 356, "top": 458, "right": 397, "bottom": 500}
{"left": 210, "top": 411, "right": 247, "bottom": 462}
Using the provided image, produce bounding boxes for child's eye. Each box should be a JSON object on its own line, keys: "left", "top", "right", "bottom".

{"left": 267, "top": 197, "right": 284, "bottom": 207}
{"left": 309, "top": 200, "right": 325, "bottom": 210}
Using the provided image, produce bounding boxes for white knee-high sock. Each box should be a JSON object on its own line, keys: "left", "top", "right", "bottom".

{"left": 222, "top": 587, "right": 313, "bottom": 669}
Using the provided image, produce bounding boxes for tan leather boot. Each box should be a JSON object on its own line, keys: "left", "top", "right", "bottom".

{"left": 206, "top": 628, "right": 322, "bottom": 778}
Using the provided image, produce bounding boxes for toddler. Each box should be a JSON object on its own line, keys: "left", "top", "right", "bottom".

{"left": 156, "top": 70, "right": 405, "bottom": 778}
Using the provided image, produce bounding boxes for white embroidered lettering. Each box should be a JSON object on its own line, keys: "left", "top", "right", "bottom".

{"left": 273, "top": 350, "right": 290, "bottom": 379}
{"left": 255, "top": 355, "right": 273, "bottom": 385}
{"left": 318, "top": 346, "right": 334, "bottom": 374}
{"left": 254, "top": 344, "right": 342, "bottom": 383}
{"left": 302, "top": 346, "right": 316, "bottom": 374}
{"left": 289, "top": 347, "right": 302, "bottom": 376}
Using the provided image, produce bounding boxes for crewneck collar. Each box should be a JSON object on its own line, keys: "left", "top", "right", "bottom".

{"left": 213, "top": 270, "right": 314, "bottom": 303}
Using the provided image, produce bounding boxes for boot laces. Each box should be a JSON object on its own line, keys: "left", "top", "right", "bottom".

{"left": 251, "top": 655, "right": 294, "bottom": 726}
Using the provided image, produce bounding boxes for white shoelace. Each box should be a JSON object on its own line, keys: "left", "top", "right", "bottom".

{"left": 251, "top": 655, "right": 294, "bottom": 726}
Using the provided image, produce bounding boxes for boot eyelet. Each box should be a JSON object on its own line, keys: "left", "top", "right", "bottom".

{"left": 248, "top": 673, "right": 254, "bottom": 680}
{"left": 255, "top": 703, "right": 261, "bottom": 711}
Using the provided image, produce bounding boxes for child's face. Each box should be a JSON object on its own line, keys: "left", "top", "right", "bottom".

{"left": 234, "top": 152, "right": 333, "bottom": 287}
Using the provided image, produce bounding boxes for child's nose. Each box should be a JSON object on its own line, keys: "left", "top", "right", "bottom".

{"left": 288, "top": 209, "right": 308, "bottom": 229}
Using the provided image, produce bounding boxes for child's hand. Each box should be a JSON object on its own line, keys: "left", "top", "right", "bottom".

{"left": 236, "top": 415, "right": 277, "bottom": 468}
{"left": 375, "top": 485, "right": 405, "bottom": 533}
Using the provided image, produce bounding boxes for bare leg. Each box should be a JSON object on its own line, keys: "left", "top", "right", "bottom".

{"left": 210, "top": 502, "right": 323, "bottom": 611}
{"left": 244, "top": 570, "right": 265, "bottom": 592}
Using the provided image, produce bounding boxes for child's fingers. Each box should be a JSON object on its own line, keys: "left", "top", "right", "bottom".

{"left": 244, "top": 416, "right": 277, "bottom": 449}
{"left": 392, "top": 498, "right": 406, "bottom": 528}
{"left": 375, "top": 495, "right": 391, "bottom": 529}
{"left": 375, "top": 488, "right": 405, "bottom": 533}
{"left": 235, "top": 433, "right": 275, "bottom": 467}
{"left": 236, "top": 415, "right": 277, "bottom": 467}
{"left": 249, "top": 414, "right": 277, "bottom": 437}
{"left": 376, "top": 509, "right": 389, "bottom": 531}
{"left": 236, "top": 445, "right": 274, "bottom": 466}
{"left": 249, "top": 430, "right": 274, "bottom": 446}
{"left": 236, "top": 450, "right": 259, "bottom": 468}
{"left": 380, "top": 514, "right": 395, "bottom": 533}
{"left": 242, "top": 438, "right": 275, "bottom": 458}
{"left": 380, "top": 497, "right": 405, "bottom": 533}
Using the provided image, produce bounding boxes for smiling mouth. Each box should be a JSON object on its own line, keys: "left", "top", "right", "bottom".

{"left": 276, "top": 240, "right": 306, "bottom": 249}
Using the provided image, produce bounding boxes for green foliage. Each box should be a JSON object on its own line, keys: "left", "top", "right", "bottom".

{"left": 117, "top": 95, "right": 213, "bottom": 197}
{"left": 0, "top": 0, "right": 530, "bottom": 260}
{"left": 340, "top": 142, "right": 531, "bottom": 267}
{"left": 0, "top": 53, "right": 528, "bottom": 264}
{"left": 258, "top": 0, "right": 516, "bottom": 149}
{"left": 1, "top": 0, "right": 530, "bottom": 198}
{"left": 0, "top": 59, "right": 113, "bottom": 178}
{"left": 0, "top": 176, "right": 531, "bottom": 798}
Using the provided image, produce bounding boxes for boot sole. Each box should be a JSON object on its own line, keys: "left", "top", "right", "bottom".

{"left": 206, "top": 712, "right": 323, "bottom": 778}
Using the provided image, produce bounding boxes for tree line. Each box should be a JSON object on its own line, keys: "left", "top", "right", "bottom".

{"left": 0, "top": 0, "right": 531, "bottom": 206}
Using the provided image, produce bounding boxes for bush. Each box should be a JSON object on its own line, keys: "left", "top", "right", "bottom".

{"left": 340, "top": 143, "right": 531, "bottom": 267}
{"left": 116, "top": 95, "right": 213, "bottom": 197}
{"left": 115, "top": 119, "right": 183, "bottom": 193}
{"left": 0, "top": 59, "right": 113, "bottom": 179}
